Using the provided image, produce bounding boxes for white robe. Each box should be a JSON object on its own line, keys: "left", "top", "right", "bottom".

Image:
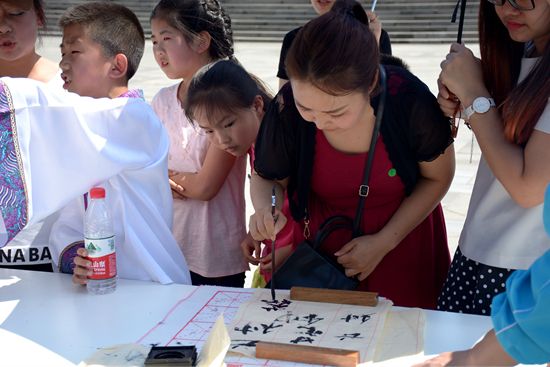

{"left": 0, "top": 77, "right": 191, "bottom": 284}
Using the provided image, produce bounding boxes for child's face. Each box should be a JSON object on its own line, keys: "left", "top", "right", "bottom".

{"left": 494, "top": 0, "right": 550, "bottom": 52}
{"left": 59, "top": 23, "right": 113, "bottom": 98}
{"left": 0, "top": 2, "right": 40, "bottom": 63}
{"left": 151, "top": 17, "right": 202, "bottom": 80}
{"left": 291, "top": 79, "right": 372, "bottom": 134}
{"left": 310, "top": 0, "right": 336, "bottom": 15}
{"left": 195, "top": 96, "right": 264, "bottom": 157}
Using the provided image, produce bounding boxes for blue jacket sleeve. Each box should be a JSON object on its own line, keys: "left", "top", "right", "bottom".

{"left": 491, "top": 248, "right": 550, "bottom": 364}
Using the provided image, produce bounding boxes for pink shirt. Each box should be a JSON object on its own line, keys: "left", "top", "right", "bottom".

{"left": 152, "top": 84, "right": 248, "bottom": 277}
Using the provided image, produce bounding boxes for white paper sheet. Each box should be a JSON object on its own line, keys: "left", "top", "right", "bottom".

{"left": 228, "top": 289, "right": 392, "bottom": 363}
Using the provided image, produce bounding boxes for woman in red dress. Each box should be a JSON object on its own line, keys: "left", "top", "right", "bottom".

{"left": 249, "top": 0, "right": 455, "bottom": 309}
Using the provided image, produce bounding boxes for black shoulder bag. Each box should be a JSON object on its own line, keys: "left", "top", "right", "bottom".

{"left": 266, "top": 65, "right": 387, "bottom": 291}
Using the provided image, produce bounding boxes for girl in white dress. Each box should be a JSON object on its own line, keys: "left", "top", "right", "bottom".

{"left": 150, "top": 0, "right": 249, "bottom": 287}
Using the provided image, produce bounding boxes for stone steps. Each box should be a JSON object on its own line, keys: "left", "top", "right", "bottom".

{"left": 43, "top": 0, "right": 480, "bottom": 44}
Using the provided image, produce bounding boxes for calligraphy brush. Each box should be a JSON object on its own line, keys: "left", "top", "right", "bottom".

{"left": 271, "top": 186, "right": 276, "bottom": 301}
{"left": 452, "top": 0, "right": 467, "bottom": 44}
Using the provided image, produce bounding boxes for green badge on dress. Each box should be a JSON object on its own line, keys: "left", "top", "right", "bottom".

{"left": 388, "top": 168, "right": 397, "bottom": 177}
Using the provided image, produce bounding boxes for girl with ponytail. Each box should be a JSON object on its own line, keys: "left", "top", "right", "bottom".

{"left": 149, "top": 0, "right": 248, "bottom": 287}
{"left": 184, "top": 60, "right": 297, "bottom": 287}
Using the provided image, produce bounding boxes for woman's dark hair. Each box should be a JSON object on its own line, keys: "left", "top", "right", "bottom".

{"left": 285, "top": 0, "right": 379, "bottom": 96}
{"left": 151, "top": 0, "right": 234, "bottom": 61}
{"left": 184, "top": 60, "right": 272, "bottom": 124}
{"left": 479, "top": 0, "right": 550, "bottom": 145}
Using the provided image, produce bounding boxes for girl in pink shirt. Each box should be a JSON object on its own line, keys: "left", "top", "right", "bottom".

{"left": 150, "top": 0, "right": 248, "bottom": 287}
{"left": 184, "top": 60, "right": 296, "bottom": 285}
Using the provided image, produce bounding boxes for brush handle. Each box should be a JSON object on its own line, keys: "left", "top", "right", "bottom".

{"left": 371, "top": 0, "right": 378, "bottom": 12}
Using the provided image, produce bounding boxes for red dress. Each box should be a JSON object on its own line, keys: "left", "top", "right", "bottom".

{"left": 294, "top": 130, "right": 450, "bottom": 309}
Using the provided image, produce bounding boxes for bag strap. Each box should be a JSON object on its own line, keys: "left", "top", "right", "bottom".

{"left": 313, "top": 215, "right": 354, "bottom": 248}
{"left": 352, "top": 65, "right": 387, "bottom": 237}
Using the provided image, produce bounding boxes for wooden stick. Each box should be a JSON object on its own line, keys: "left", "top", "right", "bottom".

{"left": 290, "top": 287, "right": 378, "bottom": 306}
{"left": 256, "top": 341, "right": 359, "bottom": 367}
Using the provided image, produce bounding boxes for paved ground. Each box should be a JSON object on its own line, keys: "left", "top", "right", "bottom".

{"left": 38, "top": 37, "right": 481, "bottom": 284}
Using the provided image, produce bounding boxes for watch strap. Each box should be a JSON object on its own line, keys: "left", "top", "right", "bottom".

{"left": 464, "top": 97, "right": 495, "bottom": 120}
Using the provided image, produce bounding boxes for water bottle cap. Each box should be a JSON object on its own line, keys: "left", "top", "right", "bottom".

{"left": 89, "top": 187, "right": 106, "bottom": 199}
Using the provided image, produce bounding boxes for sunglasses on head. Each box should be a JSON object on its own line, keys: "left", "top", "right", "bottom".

{"left": 486, "top": 0, "right": 535, "bottom": 11}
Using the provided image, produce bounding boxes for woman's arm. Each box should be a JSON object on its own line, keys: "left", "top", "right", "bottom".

{"left": 413, "top": 330, "right": 517, "bottom": 367}
{"left": 464, "top": 109, "right": 550, "bottom": 208}
{"left": 336, "top": 145, "right": 455, "bottom": 280}
{"left": 416, "top": 244, "right": 550, "bottom": 366}
{"left": 170, "top": 144, "right": 236, "bottom": 201}
{"left": 249, "top": 170, "right": 288, "bottom": 241}
{"left": 439, "top": 43, "right": 550, "bottom": 208}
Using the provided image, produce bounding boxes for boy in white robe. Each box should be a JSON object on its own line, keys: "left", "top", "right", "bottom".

{"left": 0, "top": 2, "right": 191, "bottom": 285}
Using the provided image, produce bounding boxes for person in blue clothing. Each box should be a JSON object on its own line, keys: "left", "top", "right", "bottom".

{"left": 415, "top": 184, "right": 550, "bottom": 366}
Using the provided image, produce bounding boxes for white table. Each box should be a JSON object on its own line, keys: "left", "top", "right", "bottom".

{"left": 0, "top": 269, "right": 495, "bottom": 366}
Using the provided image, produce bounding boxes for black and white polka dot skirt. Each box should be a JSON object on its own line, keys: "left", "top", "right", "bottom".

{"left": 437, "top": 247, "right": 514, "bottom": 316}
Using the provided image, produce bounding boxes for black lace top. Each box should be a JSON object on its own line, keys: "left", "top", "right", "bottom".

{"left": 255, "top": 64, "right": 453, "bottom": 222}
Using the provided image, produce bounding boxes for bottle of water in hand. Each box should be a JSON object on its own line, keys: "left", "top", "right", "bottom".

{"left": 84, "top": 187, "right": 117, "bottom": 295}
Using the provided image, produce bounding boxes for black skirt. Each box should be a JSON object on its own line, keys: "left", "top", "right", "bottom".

{"left": 437, "top": 247, "right": 514, "bottom": 315}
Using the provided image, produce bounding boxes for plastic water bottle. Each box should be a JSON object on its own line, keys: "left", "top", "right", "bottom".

{"left": 84, "top": 187, "right": 117, "bottom": 295}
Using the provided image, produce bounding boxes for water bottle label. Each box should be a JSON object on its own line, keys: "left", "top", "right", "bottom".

{"left": 84, "top": 236, "right": 116, "bottom": 280}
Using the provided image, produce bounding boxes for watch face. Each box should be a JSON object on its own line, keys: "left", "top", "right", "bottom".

{"left": 473, "top": 97, "right": 491, "bottom": 113}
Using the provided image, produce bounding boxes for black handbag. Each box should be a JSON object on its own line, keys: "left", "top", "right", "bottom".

{"left": 266, "top": 65, "right": 387, "bottom": 291}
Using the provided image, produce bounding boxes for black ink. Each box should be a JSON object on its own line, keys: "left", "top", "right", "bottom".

{"left": 297, "top": 326, "right": 323, "bottom": 337}
{"left": 335, "top": 333, "right": 363, "bottom": 341}
{"left": 260, "top": 322, "right": 283, "bottom": 334}
{"left": 234, "top": 321, "right": 284, "bottom": 335}
{"left": 231, "top": 340, "right": 259, "bottom": 349}
{"left": 277, "top": 313, "right": 323, "bottom": 325}
{"left": 234, "top": 322, "right": 258, "bottom": 335}
{"left": 261, "top": 298, "right": 292, "bottom": 312}
{"left": 301, "top": 314, "right": 324, "bottom": 325}
{"left": 341, "top": 313, "right": 373, "bottom": 324}
{"left": 290, "top": 336, "right": 315, "bottom": 344}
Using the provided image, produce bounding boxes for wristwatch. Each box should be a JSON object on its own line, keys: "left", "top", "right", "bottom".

{"left": 463, "top": 97, "right": 496, "bottom": 120}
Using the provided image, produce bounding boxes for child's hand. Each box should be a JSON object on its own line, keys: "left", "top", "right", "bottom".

{"left": 72, "top": 247, "right": 92, "bottom": 285}
{"left": 240, "top": 233, "right": 263, "bottom": 265}
{"left": 259, "top": 244, "right": 294, "bottom": 272}
{"left": 169, "top": 178, "right": 186, "bottom": 200}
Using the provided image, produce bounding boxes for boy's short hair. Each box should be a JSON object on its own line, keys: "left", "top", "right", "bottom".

{"left": 59, "top": 1, "right": 144, "bottom": 80}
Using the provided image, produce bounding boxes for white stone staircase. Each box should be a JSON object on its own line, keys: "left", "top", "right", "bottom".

{"left": 43, "top": 0, "right": 479, "bottom": 43}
